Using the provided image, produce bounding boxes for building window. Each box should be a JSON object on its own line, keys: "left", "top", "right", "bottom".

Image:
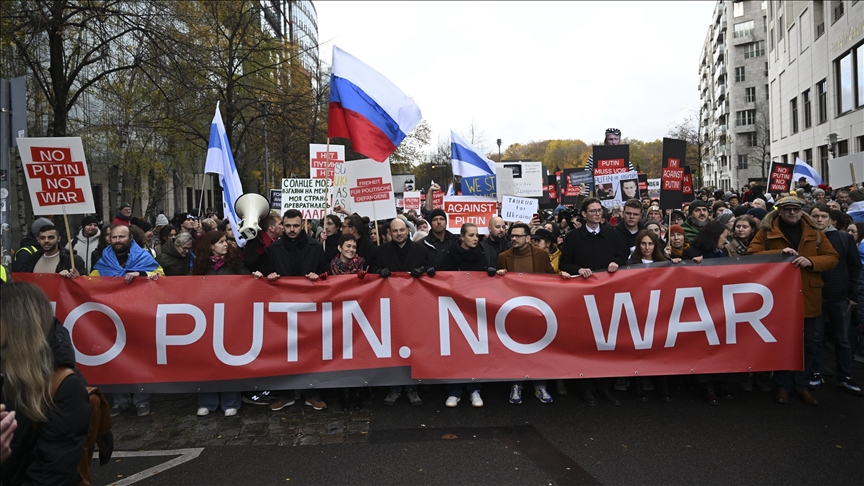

{"left": 778, "top": 16, "right": 785, "bottom": 40}
{"left": 737, "top": 155, "right": 748, "bottom": 168}
{"left": 744, "top": 87, "right": 756, "bottom": 102}
{"left": 790, "top": 98, "right": 799, "bottom": 134}
{"left": 782, "top": 155, "right": 788, "bottom": 164}
{"left": 837, "top": 140, "right": 849, "bottom": 157}
{"left": 837, "top": 51, "right": 854, "bottom": 114}
{"left": 770, "top": 28, "right": 775, "bottom": 51}
{"left": 804, "top": 148, "right": 813, "bottom": 164}
{"left": 744, "top": 41, "right": 766, "bottom": 58}
{"left": 802, "top": 89, "right": 812, "bottom": 129}
{"left": 735, "top": 66, "right": 746, "bottom": 82}
{"left": 734, "top": 1, "right": 744, "bottom": 17}
{"left": 819, "top": 145, "right": 829, "bottom": 180}
{"left": 745, "top": 132, "right": 758, "bottom": 146}
{"left": 764, "top": 62, "right": 769, "bottom": 76}
{"left": 765, "top": 84, "right": 769, "bottom": 100}
{"left": 814, "top": 0, "right": 825, "bottom": 38}
{"left": 736, "top": 109, "right": 756, "bottom": 126}
{"left": 791, "top": 152, "right": 799, "bottom": 163}
{"left": 832, "top": 0, "right": 844, "bottom": 23}
{"left": 858, "top": 44, "right": 864, "bottom": 108}
{"left": 734, "top": 20, "right": 755, "bottom": 38}
{"left": 817, "top": 79, "right": 828, "bottom": 124}
{"left": 857, "top": 136, "right": 864, "bottom": 152}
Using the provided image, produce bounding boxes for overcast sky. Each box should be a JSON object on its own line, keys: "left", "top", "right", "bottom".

{"left": 316, "top": 1, "right": 716, "bottom": 155}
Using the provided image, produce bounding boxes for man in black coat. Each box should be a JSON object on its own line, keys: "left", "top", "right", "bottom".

{"left": 422, "top": 208, "right": 458, "bottom": 269}
{"left": 479, "top": 216, "right": 511, "bottom": 269}
{"left": 18, "top": 225, "right": 86, "bottom": 277}
{"left": 266, "top": 209, "right": 328, "bottom": 279}
{"left": 376, "top": 218, "right": 432, "bottom": 407}
{"left": 559, "top": 197, "right": 628, "bottom": 407}
{"left": 614, "top": 199, "right": 646, "bottom": 256}
{"left": 242, "top": 213, "right": 284, "bottom": 275}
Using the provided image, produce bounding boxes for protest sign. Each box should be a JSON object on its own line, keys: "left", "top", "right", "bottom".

{"left": 402, "top": 191, "right": 421, "bottom": 211}
{"left": 443, "top": 196, "right": 497, "bottom": 233}
{"left": 682, "top": 166, "right": 694, "bottom": 202}
{"left": 461, "top": 174, "right": 497, "bottom": 197}
{"left": 281, "top": 178, "right": 329, "bottom": 219}
{"left": 269, "top": 189, "right": 281, "bottom": 211}
{"left": 767, "top": 162, "right": 795, "bottom": 193}
{"left": 18, "top": 137, "right": 96, "bottom": 215}
{"left": 638, "top": 173, "right": 649, "bottom": 199}
{"left": 345, "top": 158, "right": 396, "bottom": 220}
{"left": 594, "top": 171, "right": 639, "bottom": 208}
{"left": 591, "top": 145, "right": 630, "bottom": 177}
{"left": 659, "top": 138, "right": 687, "bottom": 210}
{"left": 496, "top": 162, "right": 543, "bottom": 197}
{"left": 501, "top": 195, "right": 539, "bottom": 223}
{"left": 309, "top": 144, "right": 345, "bottom": 179}
{"left": 561, "top": 168, "right": 593, "bottom": 204}
{"left": 648, "top": 178, "right": 661, "bottom": 199}
{"left": 16, "top": 255, "right": 803, "bottom": 391}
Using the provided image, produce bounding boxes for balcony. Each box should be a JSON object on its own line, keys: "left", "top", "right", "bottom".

{"left": 717, "top": 145, "right": 727, "bottom": 157}
{"left": 718, "top": 124, "right": 727, "bottom": 137}
{"left": 715, "top": 104, "right": 727, "bottom": 119}
{"left": 715, "top": 84, "right": 726, "bottom": 101}
{"left": 731, "top": 33, "right": 754, "bottom": 46}
{"left": 713, "top": 45, "right": 725, "bottom": 64}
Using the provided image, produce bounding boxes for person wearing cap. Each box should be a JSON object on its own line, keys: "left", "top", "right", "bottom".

{"left": 73, "top": 216, "right": 101, "bottom": 273}
{"left": 748, "top": 196, "right": 839, "bottom": 406}
{"left": 111, "top": 202, "right": 133, "bottom": 226}
{"left": 422, "top": 207, "right": 458, "bottom": 269}
{"left": 18, "top": 224, "right": 86, "bottom": 277}
{"left": 669, "top": 210, "right": 686, "bottom": 227}
{"left": 530, "top": 227, "right": 561, "bottom": 272}
{"left": 665, "top": 224, "right": 690, "bottom": 259}
{"left": 584, "top": 128, "right": 636, "bottom": 175}
{"left": 724, "top": 193, "right": 740, "bottom": 210}
{"left": 746, "top": 207, "right": 768, "bottom": 223}
{"left": 681, "top": 200, "right": 709, "bottom": 241}
{"left": 11, "top": 217, "right": 53, "bottom": 272}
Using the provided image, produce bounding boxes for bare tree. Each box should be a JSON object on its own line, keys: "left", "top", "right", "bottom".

{"left": 750, "top": 110, "right": 771, "bottom": 182}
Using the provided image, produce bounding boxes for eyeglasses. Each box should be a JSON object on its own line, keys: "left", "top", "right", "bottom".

{"left": 180, "top": 245, "right": 193, "bottom": 251}
{"left": 585, "top": 209, "right": 603, "bottom": 214}
{"left": 779, "top": 207, "right": 802, "bottom": 213}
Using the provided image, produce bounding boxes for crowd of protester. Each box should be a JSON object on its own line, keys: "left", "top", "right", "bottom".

{"left": 1, "top": 174, "right": 862, "bottom": 449}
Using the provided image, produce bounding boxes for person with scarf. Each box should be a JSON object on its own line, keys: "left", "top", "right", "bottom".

{"left": 328, "top": 233, "right": 368, "bottom": 411}
{"left": 320, "top": 214, "right": 342, "bottom": 263}
{"left": 110, "top": 202, "right": 132, "bottom": 226}
{"left": 190, "top": 231, "right": 254, "bottom": 417}
{"left": 725, "top": 215, "right": 758, "bottom": 256}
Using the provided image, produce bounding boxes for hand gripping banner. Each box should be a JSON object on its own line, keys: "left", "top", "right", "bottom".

{"left": 14, "top": 256, "right": 803, "bottom": 393}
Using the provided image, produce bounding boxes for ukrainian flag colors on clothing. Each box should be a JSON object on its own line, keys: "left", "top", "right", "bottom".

{"left": 328, "top": 46, "right": 422, "bottom": 162}
{"left": 204, "top": 102, "right": 246, "bottom": 247}
{"left": 451, "top": 131, "right": 497, "bottom": 178}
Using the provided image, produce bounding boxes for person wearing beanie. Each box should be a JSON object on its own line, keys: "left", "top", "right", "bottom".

{"left": 11, "top": 217, "right": 55, "bottom": 272}
{"left": 716, "top": 211, "right": 734, "bottom": 230}
{"left": 746, "top": 207, "right": 768, "bottom": 222}
{"left": 681, "top": 200, "right": 709, "bottom": 241}
{"left": 666, "top": 224, "right": 690, "bottom": 259}
{"left": 670, "top": 210, "right": 686, "bottom": 226}
{"left": 422, "top": 207, "right": 458, "bottom": 269}
{"left": 155, "top": 214, "right": 170, "bottom": 227}
{"left": 73, "top": 215, "right": 102, "bottom": 273}
{"left": 111, "top": 202, "right": 133, "bottom": 226}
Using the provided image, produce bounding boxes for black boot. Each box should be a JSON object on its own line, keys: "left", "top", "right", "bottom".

{"left": 658, "top": 376, "right": 672, "bottom": 402}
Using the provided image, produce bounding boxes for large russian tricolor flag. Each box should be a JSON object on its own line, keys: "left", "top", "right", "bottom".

{"left": 328, "top": 46, "right": 422, "bottom": 162}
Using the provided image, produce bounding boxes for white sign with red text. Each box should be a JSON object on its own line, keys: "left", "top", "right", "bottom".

{"left": 443, "top": 196, "right": 497, "bottom": 234}
{"left": 18, "top": 137, "right": 96, "bottom": 215}
{"left": 345, "top": 158, "right": 397, "bottom": 220}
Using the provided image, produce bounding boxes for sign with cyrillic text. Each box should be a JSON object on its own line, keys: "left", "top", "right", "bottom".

{"left": 281, "top": 178, "right": 329, "bottom": 219}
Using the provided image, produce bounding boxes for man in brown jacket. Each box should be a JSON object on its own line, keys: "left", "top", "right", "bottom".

{"left": 748, "top": 196, "right": 838, "bottom": 406}
{"left": 496, "top": 222, "right": 556, "bottom": 405}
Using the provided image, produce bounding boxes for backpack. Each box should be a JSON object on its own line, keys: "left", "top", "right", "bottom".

{"left": 51, "top": 368, "right": 114, "bottom": 486}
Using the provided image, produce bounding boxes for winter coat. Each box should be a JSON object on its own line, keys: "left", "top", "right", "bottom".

{"left": 615, "top": 220, "right": 646, "bottom": 253}
{"left": 559, "top": 224, "right": 628, "bottom": 274}
{"left": 497, "top": 245, "right": 556, "bottom": 274}
{"left": 747, "top": 211, "right": 839, "bottom": 318}
{"left": 73, "top": 228, "right": 101, "bottom": 273}
{"left": 822, "top": 226, "right": 860, "bottom": 304}
{"left": 443, "top": 243, "right": 490, "bottom": 271}
{"left": 156, "top": 242, "right": 192, "bottom": 276}
{"left": 725, "top": 235, "right": 752, "bottom": 257}
{"left": 479, "top": 235, "right": 511, "bottom": 269}
{"left": 267, "top": 233, "right": 328, "bottom": 277}
{"left": 375, "top": 239, "right": 433, "bottom": 273}
{"left": 19, "top": 245, "right": 86, "bottom": 276}
{"left": 422, "top": 231, "right": 459, "bottom": 269}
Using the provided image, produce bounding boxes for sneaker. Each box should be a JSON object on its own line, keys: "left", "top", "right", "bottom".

{"left": 110, "top": 404, "right": 129, "bottom": 418}
{"left": 384, "top": 391, "right": 401, "bottom": 405}
{"left": 242, "top": 391, "right": 275, "bottom": 406}
{"left": 407, "top": 390, "right": 422, "bottom": 406}
{"left": 136, "top": 403, "right": 151, "bottom": 417}
{"left": 535, "top": 387, "right": 553, "bottom": 404}
{"left": 837, "top": 377, "right": 863, "bottom": 396}
{"left": 224, "top": 408, "right": 238, "bottom": 417}
{"left": 196, "top": 407, "right": 210, "bottom": 416}
{"left": 509, "top": 385, "right": 522, "bottom": 404}
{"left": 305, "top": 397, "right": 327, "bottom": 410}
{"left": 268, "top": 398, "right": 296, "bottom": 411}
{"left": 808, "top": 373, "right": 823, "bottom": 390}
{"left": 445, "top": 396, "right": 460, "bottom": 408}
{"left": 470, "top": 390, "right": 484, "bottom": 408}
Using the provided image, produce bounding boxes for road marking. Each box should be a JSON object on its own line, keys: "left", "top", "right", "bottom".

{"left": 105, "top": 448, "right": 204, "bottom": 486}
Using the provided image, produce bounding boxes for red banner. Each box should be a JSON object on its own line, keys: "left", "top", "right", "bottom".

{"left": 14, "top": 258, "right": 803, "bottom": 392}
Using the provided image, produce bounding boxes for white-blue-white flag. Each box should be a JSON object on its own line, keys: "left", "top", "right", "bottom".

{"left": 446, "top": 183, "right": 455, "bottom": 196}
{"left": 204, "top": 102, "right": 246, "bottom": 247}
{"left": 451, "top": 131, "right": 496, "bottom": 178}
{"left": 794, "top": 157, "right": 824, "bottom": 187}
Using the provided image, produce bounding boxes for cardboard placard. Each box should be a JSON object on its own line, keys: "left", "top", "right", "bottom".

{"left": 495, "top": 166, "right": 515, "bottom": 202}
{"left": 496, "top": 162, "right": 543, "bottom": 197}
{"left": 309, "top": 144, "right": 345, "bottom": 179}
{"left": 18, "top": 137, "right": 96, "bottom": 215}
{"left": 682, "top": 166, "right": 694, "bottom": 202}
{"left": 638, "top": 173, "right": 649, "bottom": 199}
{"left": 442, "top": 196, "right": 497, "bottom": 234}
{"left": 281, "top": 178, "right": 329, "bottom": 219}
{"left": 591, "top": 145, "right": 630, "bottom": 177}
{"left": 561, "top": 168, "right": 593, "bottom": 204}
{"left": 767, "top": 161, "right": 795, "bottom": 193}
{"left": 659, "top": 138, "right": 687, "bottom": 210}
{"left": 501, "top": 195, "right": 539, "bottom": 223}
{"left": 594, "top": 171, "right": 639, "bottom": 208}
{"left": 461, "top": 174, "right": 497, "bottom": 197}
{"left": 402, "top": 191, "right": 421, "bottom": 211}
{"left": 345, "top": 158, "right": 397, "bottom": 221}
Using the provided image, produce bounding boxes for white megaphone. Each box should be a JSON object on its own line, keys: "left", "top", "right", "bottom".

{"left": 234, "top": 193, "right": 272, "bottom": 240}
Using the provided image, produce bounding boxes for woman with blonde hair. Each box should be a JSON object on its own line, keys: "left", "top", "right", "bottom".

{"left": 0, "top": 282, "right": 89, "bottom": 484}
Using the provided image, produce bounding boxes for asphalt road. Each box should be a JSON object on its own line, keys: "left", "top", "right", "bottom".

{"left": 92, "top": 366, "right": 863, "bottom": 486}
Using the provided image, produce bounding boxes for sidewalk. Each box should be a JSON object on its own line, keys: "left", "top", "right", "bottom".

{"left": 110, "top": 390, "right": 371, "bottom": 450}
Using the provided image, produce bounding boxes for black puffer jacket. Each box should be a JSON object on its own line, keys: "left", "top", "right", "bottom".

{"left": 823, "top": 226, "right": 860, "bottom": 303}
{"left": 1, "top": 319, "right": 89, "bottom": 486}
{"left": 375, "top": 239, "right": 432, "bottom": 273}
{"left": 156, "top": 242, "right": 192, "bottom": 276}
{"left": 267, "top": 233, "right": 328, "bottom": 277}
{"left": 444, "top": 244, "right": 489, "bottom": 271}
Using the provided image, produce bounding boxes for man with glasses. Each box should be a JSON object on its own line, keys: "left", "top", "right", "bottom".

{"left": 156, "top": 232, "right": 195, "bottom": 276}
{"left": 495, "top": 223, "right": 556, "bottom": 405}
{"left": 559, "top": 198, "right": 628, "bottom": 407}
{"left": 748, "top": 196, "right": 838, "bottom": 406}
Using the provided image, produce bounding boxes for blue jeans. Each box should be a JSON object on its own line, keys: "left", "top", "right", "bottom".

{"left": 113, "top": 393, "right": 150, "bottom": 408}
{"left": 775, "top": 316, "right": 819, "bottom": 391}
{"left": 447, "top": 383, "right": 481, "bottom": 397}
{"left": 815, "top": 301, "right": 854, "bottom": 379}
{"left": 198, "top": 392, "right": 241, "bottom": 411}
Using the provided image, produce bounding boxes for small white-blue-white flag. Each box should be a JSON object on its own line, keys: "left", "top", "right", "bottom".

{"left": 451, "top": 131, "right": 497, "bottom": 178}
{"left": 446, "top": 183, "right": 455, "bottom": 196}
{"left": 204, "top": 102, "right": 246, "bottom": 247}
{"left": 793, "top": 157, "right": 824, "bottom": 187}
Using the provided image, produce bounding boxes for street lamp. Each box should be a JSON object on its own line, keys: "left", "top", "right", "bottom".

{"left": 496, "top": 139, "right": 502, "bottom": 162}
{"left": 827, "top": 133, "right": 838, "bottom": 157}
